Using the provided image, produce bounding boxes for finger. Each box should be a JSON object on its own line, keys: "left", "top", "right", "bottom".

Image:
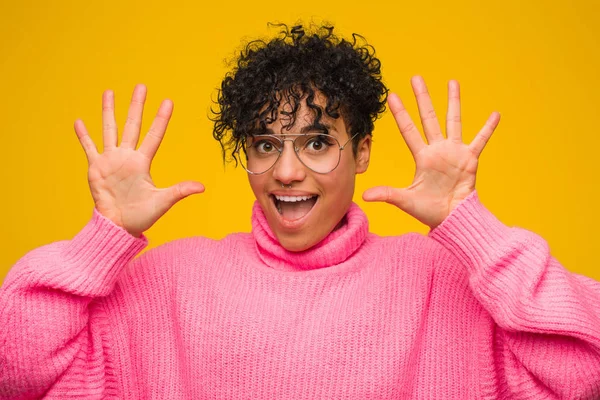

{"left": 102, "top": 89, "right": 118, "bottom": 150}
{"left": 74, "top": 119, "right": 99, "bottom": 163}
{"left": 388, "top": 93, "right": 426, "bottom": 156}
{"left": 411, "top": 75, "right": 444, "bottom": 143}
{"left": 362, "top": 186, "right": 412, "bottom": 211}
{"left": 138, "top": 99, "right": 173, "bottom": 160}
{"left": 120, "top": 84, "right": 147, "bottom": 149}
{"left": 446, "top": 80, "right": 462, "bottom": 141}
{"left": 468, "top": 111, "right": 501, "bottom": 157}
{"left": 157, "top": 181, "right": 205, "bottom": 213}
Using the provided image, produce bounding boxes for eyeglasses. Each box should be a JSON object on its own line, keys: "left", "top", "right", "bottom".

{"left": 239, "top": 132, "right": 359, "bottom": 175}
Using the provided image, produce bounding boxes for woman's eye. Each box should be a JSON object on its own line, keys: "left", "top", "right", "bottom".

{"left": 255, "top": 141, "right": 276, "bottom": 153}
{"left": 306, "top": 136, "right": 332, "bottom": 152}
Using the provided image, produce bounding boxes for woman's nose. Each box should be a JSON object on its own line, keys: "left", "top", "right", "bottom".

{"left": 271, "top": 140, "right": 306, "bottom": 184}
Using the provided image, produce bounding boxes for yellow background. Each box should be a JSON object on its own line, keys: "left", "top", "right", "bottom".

{"left": 1, "top": 1, "right": 598, "bottom": 282}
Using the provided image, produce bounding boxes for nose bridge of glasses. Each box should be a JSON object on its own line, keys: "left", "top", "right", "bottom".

{"left": 270, "top": 139, "right": 307, "bottom": 179}
{"left": 277, "top": 138, "right": 303, "bottom": 165}
{"left": 279, "top": 137, "right": 298, "bottom": 152}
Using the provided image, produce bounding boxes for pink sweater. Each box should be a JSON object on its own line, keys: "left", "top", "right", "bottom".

{"left": 1, "top": 191, "right": 600, "bottom": 399}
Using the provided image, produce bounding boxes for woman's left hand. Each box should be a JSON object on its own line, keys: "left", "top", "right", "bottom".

{"left": 363, "top": 76, "right": 501, "bottom": 230}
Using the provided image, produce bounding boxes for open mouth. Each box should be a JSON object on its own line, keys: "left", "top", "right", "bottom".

{"left": 271, "top": 194, "right": 318, "bottom": 221}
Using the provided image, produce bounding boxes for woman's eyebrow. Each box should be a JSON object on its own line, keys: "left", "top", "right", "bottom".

{"left": 299, "top": 123, "right": 334, "bottom": 133}
{"left": 261, "top": 123, "right": 336, "bottom": 135}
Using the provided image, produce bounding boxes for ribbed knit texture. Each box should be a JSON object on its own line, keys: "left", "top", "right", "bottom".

{"left": 2, "top": 191, "right": 600, "bottom": 399}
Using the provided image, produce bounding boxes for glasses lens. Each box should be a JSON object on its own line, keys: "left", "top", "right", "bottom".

{"left": 295, "top": 134, "right": 341, "bottom": 174}
{"left": 240, "top": 134, "right": 343, "bottom": 174}
{"left": 241, "top": 135, "right": 282, "bottom": 174}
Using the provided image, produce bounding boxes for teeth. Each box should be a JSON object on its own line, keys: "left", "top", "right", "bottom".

{"left": 274, "top": 195, "right": 316, "bottom": 202}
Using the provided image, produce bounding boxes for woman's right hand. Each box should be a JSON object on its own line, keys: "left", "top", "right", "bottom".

{"left": 74, "top": 84, "right": 205, "bottom": 237}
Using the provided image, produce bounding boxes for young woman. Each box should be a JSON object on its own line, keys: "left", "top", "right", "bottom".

{"left": 2, "top": 25, "right": 600, "bottom": 399}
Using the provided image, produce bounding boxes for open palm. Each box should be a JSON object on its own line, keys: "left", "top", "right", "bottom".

{"left": 75, "top": 85, "right": 204, "bottom": 237}
{"left": 363, "top": 76, "right": 500, "bottom": 229}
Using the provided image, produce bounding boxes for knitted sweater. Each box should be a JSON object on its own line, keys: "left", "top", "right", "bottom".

{"left": 1, "top": 191, "right": 600, "bottom": 399}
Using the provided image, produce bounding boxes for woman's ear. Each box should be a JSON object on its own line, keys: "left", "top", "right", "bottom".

{"left": 355, "top": 134, "right": 372, "bottom": 174}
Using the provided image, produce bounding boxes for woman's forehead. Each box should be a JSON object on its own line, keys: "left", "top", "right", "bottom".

{"left": 250, "top": 90, "right": 349, "bottom": 137}
{"left": 265, "top": 109, "right": 344, "bottom": 134}
{"left": 263, "top": 122, "right": 337, "bottom": 135}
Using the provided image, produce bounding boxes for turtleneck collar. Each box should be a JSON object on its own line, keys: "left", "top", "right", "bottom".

{"left": 251, "top": 201, "right": 369, "bottom": 272}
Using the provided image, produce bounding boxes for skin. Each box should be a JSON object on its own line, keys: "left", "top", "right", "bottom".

{"left": 362, "top": 76, "right": 500, "bottom": 229}
{"left": 246, "top": 92, "right": 371, "bottom": 251}
{"left": 73, "top": 76, "right": 499, "bottom": 244}
{"left": 74, "top": 85, "right": 204, "bottom": 238}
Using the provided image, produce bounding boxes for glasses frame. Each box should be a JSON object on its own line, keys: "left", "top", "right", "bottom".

{"left": 238, "top": 132, "right": 361, "bottom": 175}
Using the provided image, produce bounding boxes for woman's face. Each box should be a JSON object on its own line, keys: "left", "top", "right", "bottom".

{"left": 247, "top": 94, "right": 371, "bottom": 252}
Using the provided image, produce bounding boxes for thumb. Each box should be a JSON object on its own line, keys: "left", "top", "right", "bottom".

{"left": 362, "top": 186, "right": 411, "bottom": 211}
{"left": 159, "top": 180, "right": 205, "bottom": 211}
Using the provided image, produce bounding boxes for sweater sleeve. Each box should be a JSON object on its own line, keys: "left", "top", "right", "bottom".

{"left": 0, "top": 209, "right": 147, "bottom": 399}
{"left": 428, "top": 191, "right": 600, "bottom": 399}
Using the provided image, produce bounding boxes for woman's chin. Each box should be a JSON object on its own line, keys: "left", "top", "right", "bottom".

{"left": 275, "top": 232, "right": 322, "bottom": 252}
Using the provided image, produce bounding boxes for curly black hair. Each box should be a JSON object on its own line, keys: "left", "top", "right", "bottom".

{"left": 211, "top": 23, "right": 388, "bottom": 164}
